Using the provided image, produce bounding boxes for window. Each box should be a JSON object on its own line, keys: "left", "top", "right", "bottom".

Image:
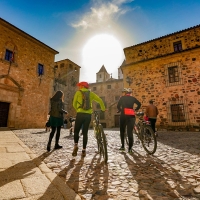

{"left": 38, "top": 64, "right": 44, "bottom": 76}
{"left": 165, "top": 62, "right": 183, "bottom": 86}
{"left": 173, "top": 41, "right": 182, "bottom": 52}
{"left": 54, "top": 65, "right": 58, "bottom": 69}
{"left": 60, "top": 63, "right": 64, "bottom": 68}
{"left": 69, "top": 64, "right": 73, "bottom": 70}
{"left": 171, "top": 104, "right": 185, "bottom": 122}
{"left": 99, "top": 74, "right": 101, "bottom": 78}
{"left": 93, "top": 87, "right": 96, "bottom": 91}
{"left": 168, "top": 66, "right": 179, "bottom": 83}
{"left": 107, "top": 85, "right": 111, "bottom": 89}
{"left": 167, "top": 99, "right": 189, "bottom": 127}
{"left": 5, "top": 49, "right": 13, "bottom": 61}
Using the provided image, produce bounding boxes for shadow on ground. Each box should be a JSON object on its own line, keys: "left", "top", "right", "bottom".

{"left": 157, "top": 131, "right": 200, "bottom": 155}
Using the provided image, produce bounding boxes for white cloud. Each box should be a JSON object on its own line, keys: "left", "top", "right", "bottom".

{"left": 65, "top": 0, "right": 135, "bottom": 82}
{"left": 111, "top": 0, "right": 134, "bottom": 5}
{"left": 71, "top": 0, "right": 134, "bottom": 30}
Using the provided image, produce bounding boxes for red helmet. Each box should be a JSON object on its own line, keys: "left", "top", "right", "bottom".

{"left": 76, "top": 81, "right": 89, "bottom": 88}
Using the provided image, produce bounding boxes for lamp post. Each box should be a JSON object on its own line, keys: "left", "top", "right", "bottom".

{"left": 126, "top": 76, "right": 133, "bottom": 86}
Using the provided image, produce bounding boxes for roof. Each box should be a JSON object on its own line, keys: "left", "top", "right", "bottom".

{"left": 106, "top": 77, "right": 117, "bottom": 82}
{"left": 97, "top": 65, "right": 108, "bottom": 73}
{"left": 119, "top": 60, "right": 126, "bottom": 67}
{"left": 55, "top": 58, "right": 81, "bottom": 68}
{"left": 124, "top": 24, "right": 200, "bottom": 50}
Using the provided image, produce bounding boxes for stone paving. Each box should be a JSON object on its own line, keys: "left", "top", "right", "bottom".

{"left": 13, "top": 128, "right": 200, "bottom": 200}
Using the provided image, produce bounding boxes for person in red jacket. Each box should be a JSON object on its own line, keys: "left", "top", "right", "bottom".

{"left": 117, "top": 88, "right": 141, "bottom": 154}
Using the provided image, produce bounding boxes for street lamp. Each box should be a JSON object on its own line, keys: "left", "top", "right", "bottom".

{"left": 126, "top": 76, "right": 133, "bottom": 86}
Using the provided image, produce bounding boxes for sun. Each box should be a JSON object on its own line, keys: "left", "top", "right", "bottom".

{"left": 82, "top": 34, "right": 124, "bottom": 82}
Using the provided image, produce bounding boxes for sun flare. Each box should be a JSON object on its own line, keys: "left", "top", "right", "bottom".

{"left": 82, "top": 34, "right": 124, "bottom": 82}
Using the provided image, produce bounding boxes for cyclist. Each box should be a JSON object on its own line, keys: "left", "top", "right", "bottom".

{"left": 72, "top": 81, "right": 106, "bottom": 157}
{"left": 117, "top": 88, "right": 128, "bottom": 113}
{"left": 146, "top": 100, "right": 159, "bottom": 136}
{"left": 117, "top": 88, "right": 141, "bottom": 154}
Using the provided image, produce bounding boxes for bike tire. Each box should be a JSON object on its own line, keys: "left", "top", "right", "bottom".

{"left": 95, "top": 127, "right": 101, "bottom": 153}
{"left": 141, "top": 125, "right": 157, "bottom": 155}
{"left": 99, "top": 125, "right": 108, "bottom": 164}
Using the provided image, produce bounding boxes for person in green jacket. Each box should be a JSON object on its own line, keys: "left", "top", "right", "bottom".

{"left": 72, "top": 81, "right": 106, "bottom": 157}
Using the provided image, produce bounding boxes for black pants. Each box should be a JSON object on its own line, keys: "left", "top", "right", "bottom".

{"left": 48, "top": 126, "right": 61, "bottom": 146}
{"left": 120, "top": 115, "right": 135, "bottom": 150}
{"left": 149, "top": 118, "right": 157, "bottom": 132}
{"left": 74, "top": 113, "right": 91, "bottom": 149}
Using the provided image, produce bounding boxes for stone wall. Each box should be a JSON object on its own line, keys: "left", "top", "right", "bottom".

{"left": 123, "top": 25, "right": 200, "bottom": 130}
{"left": 124, "top": 25, "right": 200, "bottom": 64}
{"left": 90, "top": 79, "right": 123, "bottom": 128}
{"left": 53, "top": 59, "right": 80, "bottom": 120}
{"left": 0, "top": 18, "right": 58, "bottom": 128}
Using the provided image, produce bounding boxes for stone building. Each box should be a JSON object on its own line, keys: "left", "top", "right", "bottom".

{"left": 53, "top": 59, "right": 80, "bottom": 118}
{"left": 89, "top": 65, "right": 123, "bottom": 128}
{"left": 0, "top": 18, "right": 80, "bottom": 128}
{"left": 0, "top": 18, "right": 59, "bottom": 128}
{"left": 122, "top": 25, "right": 200, "bottom": 130}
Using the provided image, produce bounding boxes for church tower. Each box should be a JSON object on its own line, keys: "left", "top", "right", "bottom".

{"left": 96, "top": 65, "right": 110, "bottom": 82}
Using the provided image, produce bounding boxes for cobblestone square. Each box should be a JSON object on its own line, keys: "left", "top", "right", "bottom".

{"left": 14, "top": 129, "right": 200, "bottom": 200}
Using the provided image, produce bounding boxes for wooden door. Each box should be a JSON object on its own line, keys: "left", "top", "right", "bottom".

{"left": 0, "top": 102, "right": 10, "bottom": 127}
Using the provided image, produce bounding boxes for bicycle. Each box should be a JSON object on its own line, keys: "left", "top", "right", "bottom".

{"left": 125, "top": 112, "right": 157, "bottom": 155}
{"left": 93, "top": 110, "right": 108, "bottom": 164}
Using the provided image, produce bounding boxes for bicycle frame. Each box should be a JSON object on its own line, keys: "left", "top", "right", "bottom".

{"left": 92, "top": 110, "right": 108, "bottom": 163}
{"left": 133, "top": 112, "right": 157, "bottom": 154}
{"left": 135, "top": 113, "right": 151, "bottom": 138}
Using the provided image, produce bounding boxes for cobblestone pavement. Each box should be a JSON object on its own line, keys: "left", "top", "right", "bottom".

{"left": 13, "top": 128, "right": 200, "bottom": 200}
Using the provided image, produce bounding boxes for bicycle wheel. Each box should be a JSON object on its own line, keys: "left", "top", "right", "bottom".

{"left": 141, "top": 125, "right": 157, "bottom": 155}
{"left": 99, "top": 125, "right": 108, "bottom": 164}
{"left": 95, "top": 126, "right": 101, "bottom": 153}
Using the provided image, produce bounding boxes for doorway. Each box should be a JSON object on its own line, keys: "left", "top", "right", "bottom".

{"left": 0, "top": 102, "right": 10, "bottom": 127}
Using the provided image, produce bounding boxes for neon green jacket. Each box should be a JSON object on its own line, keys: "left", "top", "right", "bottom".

{"left": 73, "top": 88, "right": 106, "bottom": 114}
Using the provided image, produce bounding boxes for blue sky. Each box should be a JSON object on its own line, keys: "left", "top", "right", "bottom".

{"left": 1, "top": 0, "right": 200, "bottom": 82}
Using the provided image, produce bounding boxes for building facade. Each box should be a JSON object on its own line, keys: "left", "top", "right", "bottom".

{"left": 90, "top": 65, "right": 123, "bottom": 128}
{"left": 0, "top": 18, "right": 81, "bottom": 129}
{"left": 123, "top": 25, "right": 200, "bottom": 130}
{"left": 53, "top": 59, "right": 80, "bottom": 118}
{"left": 0, "top": 18, "right": 59, "bottom": 128}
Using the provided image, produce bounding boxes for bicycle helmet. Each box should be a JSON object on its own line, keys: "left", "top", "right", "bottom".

{"left": 127, "top": 88, "right": 132, "bottom": 93}
{"left": 122, "top": 88, "right": 128, "bottom": 92}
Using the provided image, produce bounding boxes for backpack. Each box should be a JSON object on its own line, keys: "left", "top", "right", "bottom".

{"left": 79, "top": 90, "right": 91, "bottom": 110}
